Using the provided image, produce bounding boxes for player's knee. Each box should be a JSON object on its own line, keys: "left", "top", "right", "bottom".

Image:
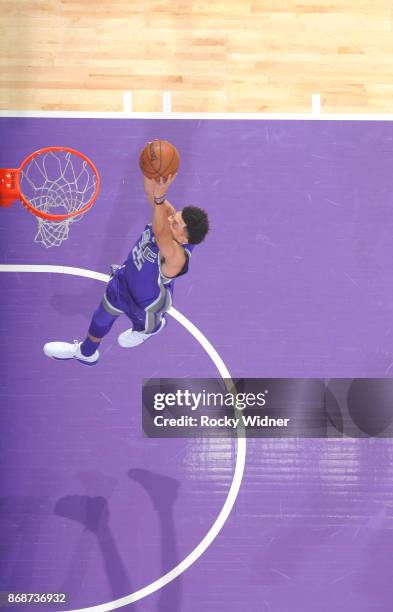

{"left": 88, "top": 304, "right": 119, "bottom": 338}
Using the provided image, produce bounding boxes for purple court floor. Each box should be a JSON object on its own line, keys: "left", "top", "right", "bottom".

{"left": 1, "top": 118, "right": 393, "bottom": 612}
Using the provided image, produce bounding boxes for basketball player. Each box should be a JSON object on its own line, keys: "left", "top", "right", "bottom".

{"left": 43, "top": 173, "right": 209, "bottom": 365}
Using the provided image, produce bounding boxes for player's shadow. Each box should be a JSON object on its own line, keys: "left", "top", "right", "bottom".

{"left": 0, "top": 495, "right": 52, "bottom": 590}
{"left": 54, "top": 494, "right": 134, "bottom": 603}
{"left": 0, "top": 468, "right": 61, "bottom": 591}
{"left": 54, "top": 468, "right": 181, "bottom": 611}
{"left": 54, "top": 470, "right": 125, "bottom": 603}
{"left": 128, "top": 468, "right": 182, "bottom": 612}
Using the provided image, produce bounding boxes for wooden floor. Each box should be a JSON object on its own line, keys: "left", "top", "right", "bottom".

{"left": 1, "top": 0, "right": 393, "bottom": 113}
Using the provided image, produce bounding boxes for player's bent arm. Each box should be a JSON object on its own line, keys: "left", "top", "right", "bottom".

{"left": 145, "top": 195, "right": 175, "bottom": 217}
{"left": 152, "top": 197, "right": 174, "bottom": 236}
{"left": 163, "top": 199, "right": 176, "bottom": 216}
{"left": 156, "top": 235, "right": 186, "bottom": 277}
{"left": 152, "top": 205, "right": 186, "bottom": 275}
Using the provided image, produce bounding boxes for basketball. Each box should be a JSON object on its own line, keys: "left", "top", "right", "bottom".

{"left": 139, "top": 139, "right": 180, "bottom": 180}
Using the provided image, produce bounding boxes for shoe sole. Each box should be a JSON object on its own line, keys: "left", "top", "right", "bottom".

{"left": 50, "top": 356, "right": 98, "bottom": 366}
{"left": 118, "top": 319, "right": 167, "bottom": 348}
{"left": 77, "top": 359, "right": 98, "bottom": 366}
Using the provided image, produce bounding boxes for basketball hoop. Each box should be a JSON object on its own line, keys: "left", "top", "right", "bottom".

{"left": 0, "top": 147, "right": 100, "bottom": 247}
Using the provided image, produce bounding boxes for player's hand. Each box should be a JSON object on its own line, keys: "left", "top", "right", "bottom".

{"left": 152, "top": 173, "right": 178, "bottom": 199}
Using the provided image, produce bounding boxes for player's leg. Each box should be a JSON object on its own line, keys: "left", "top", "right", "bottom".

{"left": 117, "top": 290, "right": 171, "bottom": 348}
{"left": 118, "top": 315, "right": 167, "bottom": 348}
{"left": 43, "top": 298, "right": 122, "bottom": 365}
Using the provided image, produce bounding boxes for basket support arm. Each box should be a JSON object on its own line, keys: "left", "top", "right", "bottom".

{"left": 0, "top": 169, "right": 19, "bottom": 208}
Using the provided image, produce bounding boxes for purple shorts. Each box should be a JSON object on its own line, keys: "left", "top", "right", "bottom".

{"left": 104, "top": 267, "right": 172, "bottom": 334}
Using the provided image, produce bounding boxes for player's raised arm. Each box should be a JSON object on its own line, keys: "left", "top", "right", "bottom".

{"left": 151, "top": 175, "right": 178, "bottom": 244}
{"left": 143, "top": 175, "right": 176, "bottom": 216}
{"left": 149, "top": 174, "right": 177, "bottom": 231}
{"left": 149, "top": 175, "right": 186, "bottom": 276}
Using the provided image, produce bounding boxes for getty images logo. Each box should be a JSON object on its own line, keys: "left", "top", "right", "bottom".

{"left": 153, "top": 388, "right": 269, "bottom": 412}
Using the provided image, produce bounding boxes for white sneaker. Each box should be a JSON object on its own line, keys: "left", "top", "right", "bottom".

{"left": 118, "top": 319, "right": 166, "bottom": 348}
{"left": 43, "top": 340, "right": 99, "bottom": 365}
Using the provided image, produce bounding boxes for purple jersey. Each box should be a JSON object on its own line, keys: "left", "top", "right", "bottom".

{"left": 126, "top": 223, "right": 194, "bottom": 305}
{"left": 105, "top": 223, "right": 194, "bottom": 333}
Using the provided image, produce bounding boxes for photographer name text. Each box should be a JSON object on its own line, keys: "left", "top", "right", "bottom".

{"left": 153, "top": 414, "right": 290, "bottom": 429}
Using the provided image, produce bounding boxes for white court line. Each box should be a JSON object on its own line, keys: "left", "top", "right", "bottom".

{"left": 122, "top": 91, "right": 133, "bottom": 114}
{"left": 162, "top": 91, "right": 172, "bottom": 113}
{"left": 312, "top": 93, "right": 321, "bottom": 116}
{"left": 3, "top": 109, "right": 393, "bottom": 121}
{"left": 0, "top": 263, "right": 246, "bottom": 612}
{"left": 0, "top": 264, "right": 109, "bottom": 283}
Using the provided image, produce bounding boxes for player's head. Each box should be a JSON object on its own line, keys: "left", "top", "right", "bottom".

{"left": 168, "top": 206, "right": 209, "bottom": 245}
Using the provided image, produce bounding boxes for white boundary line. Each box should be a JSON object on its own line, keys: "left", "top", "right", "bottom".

{"left": 122, "top": 91, "right": 133, "bottom": 114}
{"left": 2, "top": 109, "right": 393, "bottom": 121}
{"left": 0, "top": 263, "right": 246, "bottom": 612}
{"left": 312, "top": 93, "right": 321, "bottom": 116}
{"left": 162, "top": 91, "right": 172, "bottom": 113}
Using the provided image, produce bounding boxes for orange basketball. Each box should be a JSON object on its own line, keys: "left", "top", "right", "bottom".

{"left": 139, "top": 139, "right": 180, "bottom": 180}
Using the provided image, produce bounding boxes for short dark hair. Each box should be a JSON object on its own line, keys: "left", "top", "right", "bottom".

{"left": 182, "top": 206, "right": 209, "bottom": 244}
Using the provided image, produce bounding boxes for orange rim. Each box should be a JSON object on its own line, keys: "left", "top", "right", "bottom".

{"left": 18, "top": 146, "right": 100, "bottom": 221}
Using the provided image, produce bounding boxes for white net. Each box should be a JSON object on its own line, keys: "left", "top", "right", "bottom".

{"left": 19, "top": 149, "right": 98, "bottom": 247}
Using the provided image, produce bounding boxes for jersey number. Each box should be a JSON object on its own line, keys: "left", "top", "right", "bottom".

{"left": 132, "top": 244, "right": 156, "bottom": 271}
{"left": 132, "top": 245, "right": 144, "bottom": 271}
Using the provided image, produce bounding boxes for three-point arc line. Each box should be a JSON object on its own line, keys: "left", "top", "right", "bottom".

{"left": 0, "top": 263, "right": 247, "bottom": 612}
